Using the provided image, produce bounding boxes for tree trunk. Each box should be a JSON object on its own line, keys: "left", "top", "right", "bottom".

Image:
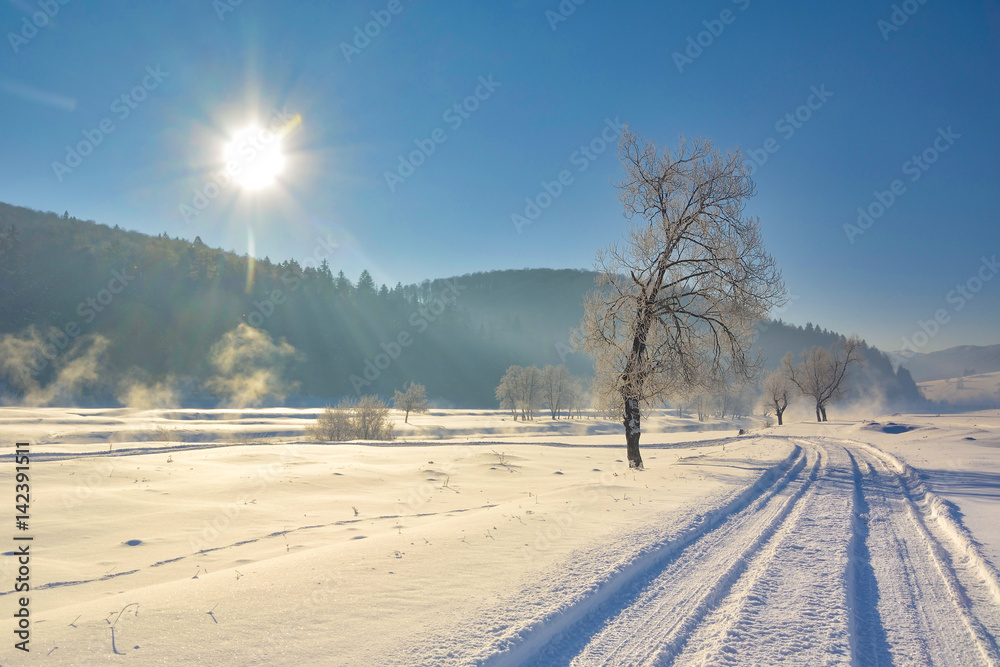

{"left": 815, "top": 405, "right": 822, "bottom": 422}
{"left": 820, "top": 406, "right": 828, "bottom": 422}
{"left": 776, "top": 409, "right": 784, "bottom": 426}
{"left": 623, "top": 397, "right": 643, "bottom": 469}
{"left": 405, "top": 410, "right": 409, "bottom": 424}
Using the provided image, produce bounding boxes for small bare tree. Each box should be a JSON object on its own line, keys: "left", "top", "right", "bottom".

{"left": 392, "top": 381, "right": 428, "bottom": 423}
{"left": 311, "top": 402, "right": 354, "bottom": 441}
{"left": 583, "top": 127, "right": 785, "bottom": 468}
{"left": 495, "top": 367, "right": 520, "bottom": 420}
{"left": 782, "top": 336, "right": 863, "bottom": 422}
{"left": 565, "top": 376, "right": 589, "bottom": 418}
{"left": 760, "top": 370, "right": 793, "bottom": 426}
{"left": 516, "top": 365, "right": 543, "bottom": 420}
{"left": 354, "top": 394, "right": 394, "bottom": 439}
{"left": 541, "top": 365, "right": 572, "bottom": 419}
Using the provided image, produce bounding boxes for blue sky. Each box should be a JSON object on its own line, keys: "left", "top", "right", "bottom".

{"left": 1, "top": 0, "right": 998, "bottom": 353}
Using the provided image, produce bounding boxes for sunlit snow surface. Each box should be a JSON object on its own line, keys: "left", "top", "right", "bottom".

{"left": 0, "top": 408, "right": 998, "bottom": 665}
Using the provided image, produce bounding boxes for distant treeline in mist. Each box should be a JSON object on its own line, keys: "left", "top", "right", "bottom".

{"left": 755, "top": 320, "right": 922, "bottom": 408}
{"left": 0, "top": 202, "right": 923, "bottom": 408}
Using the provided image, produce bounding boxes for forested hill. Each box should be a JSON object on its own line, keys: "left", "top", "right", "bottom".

{"left": 0, "top": 202, "right": 922, "bottom": 408}
{"left": 755, "top": 320, "right": 922, "bottom": 407}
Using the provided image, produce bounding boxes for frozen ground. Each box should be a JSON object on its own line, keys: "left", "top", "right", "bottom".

{"left": 0, "top": 407, "right": 998, "bottom": 665}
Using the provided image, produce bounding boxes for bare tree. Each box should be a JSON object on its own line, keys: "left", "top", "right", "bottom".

{"left": 782, "top": 336, "right": 863, "bottom": 422}
{"left": 760, "top": 370, "right": 793, "bottom": 425}
{"left": 392, "top": 381, "right": 428, "bottom": 423}
{"left": 310, "top": 402, "right": 355, "bottom": 441}
{"left": 513, "top": 365, "right": 542, "bottom": 421}
{"left": 496, "top": 365, "right": 543, "bottom": 421}
{"left": 354, "top": 394, "right": 394, "bottom": 440}
{"left": 723, "top": 381, "right": 755, "bottom": 419}
{"left": 565, "top": 376, "right": 590, "bottom": 418}
{"left": 582, "top": 128, "right": 786, "bottom": 468}
{"left": 710, "top": 374, "right": 750, "bottom": 419}
{"left": 541, "top": 365, "right": 572, "bottom": 419}
{"left": 693, "top": 392, "right": 712, "bottom": 422}
{"left": 495, "top": 367, "right": 520, "bottom": 420}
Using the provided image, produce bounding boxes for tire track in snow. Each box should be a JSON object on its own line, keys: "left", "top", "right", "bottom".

{"left": 482, "top": 436, "right": 1000, "bottom": 667}
{"left": 483, "top": 444, "right": 818, "bottom": 666}
{"left": 846, "top": 441, "right": 1000, "bottom": 666}
{"left": 669, "top": 442, "right": 859, "bottom": 667}
{"left": 569, "top": 444, "right": 827, "bottom": 667}
{"left": 674, "top": 438, "right": 1000, "bottom": 667}
{"left": 844, "top": 450, "right": 894, "bottom": 667}
{"left": 844, "top": 437, "right": 1000, "bottom": 622}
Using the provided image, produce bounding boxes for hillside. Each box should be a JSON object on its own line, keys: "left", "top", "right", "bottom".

{"left": 755, "top": 320, "right": 923, "bottom": 408}
{"left": 891, "top": 344, "right": 1000, "bottom": 383}
{"left": 918, "top": 369, "right": 1000, "bottom": 407}
{"left": 0, "top": 202, "right": 923, "bottom": 408}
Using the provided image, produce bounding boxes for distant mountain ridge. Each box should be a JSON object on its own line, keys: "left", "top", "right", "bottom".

{"left": 890, "top": 344, "right": 1000, "bottom": 383}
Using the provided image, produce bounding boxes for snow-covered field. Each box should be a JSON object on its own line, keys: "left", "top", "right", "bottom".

{"left": 920, "top": 369, "right": 1000, "bottom": 408}
{"left": 1, "top": 407, "right": 999, "bottom": 665}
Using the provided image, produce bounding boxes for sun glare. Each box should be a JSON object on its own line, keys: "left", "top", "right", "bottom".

{"left": 224, "top": 125, "right": 285, "bottom": 190}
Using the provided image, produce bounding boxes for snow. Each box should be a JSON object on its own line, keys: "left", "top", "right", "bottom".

{"left": 0, "top": 407, "right": 999, "bottom": 664}
{"left": 919, "top": 369, "right": 1000, "bottom": 407}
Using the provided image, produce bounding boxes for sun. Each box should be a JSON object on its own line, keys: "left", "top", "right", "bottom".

{"left": 224, "top": 125, "right": 285, "bottom": 190}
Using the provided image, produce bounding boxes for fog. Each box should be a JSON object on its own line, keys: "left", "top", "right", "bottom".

{"left": 0, "top": 327, "right": 109, "bottom": 406}
{"left": 203, "top": 323, "right": 301, "bottom": 408}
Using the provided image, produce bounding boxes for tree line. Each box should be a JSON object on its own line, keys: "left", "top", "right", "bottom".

{"left": 0, "top": 202, "right": 922, "bottom": 416}
{"left": 495, "top": 364, "right": 589, "bottom": 420}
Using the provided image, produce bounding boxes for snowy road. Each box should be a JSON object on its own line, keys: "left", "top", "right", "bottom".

{"left": 478, "top": 437, "right": 1000, "bottom": 666}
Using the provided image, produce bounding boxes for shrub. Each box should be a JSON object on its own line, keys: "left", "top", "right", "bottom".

{"left": 354, "top": 395, "right": 394, "bottom": 440}
{"left": 310, "top": 396, "right": 394, "bottom": 441}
